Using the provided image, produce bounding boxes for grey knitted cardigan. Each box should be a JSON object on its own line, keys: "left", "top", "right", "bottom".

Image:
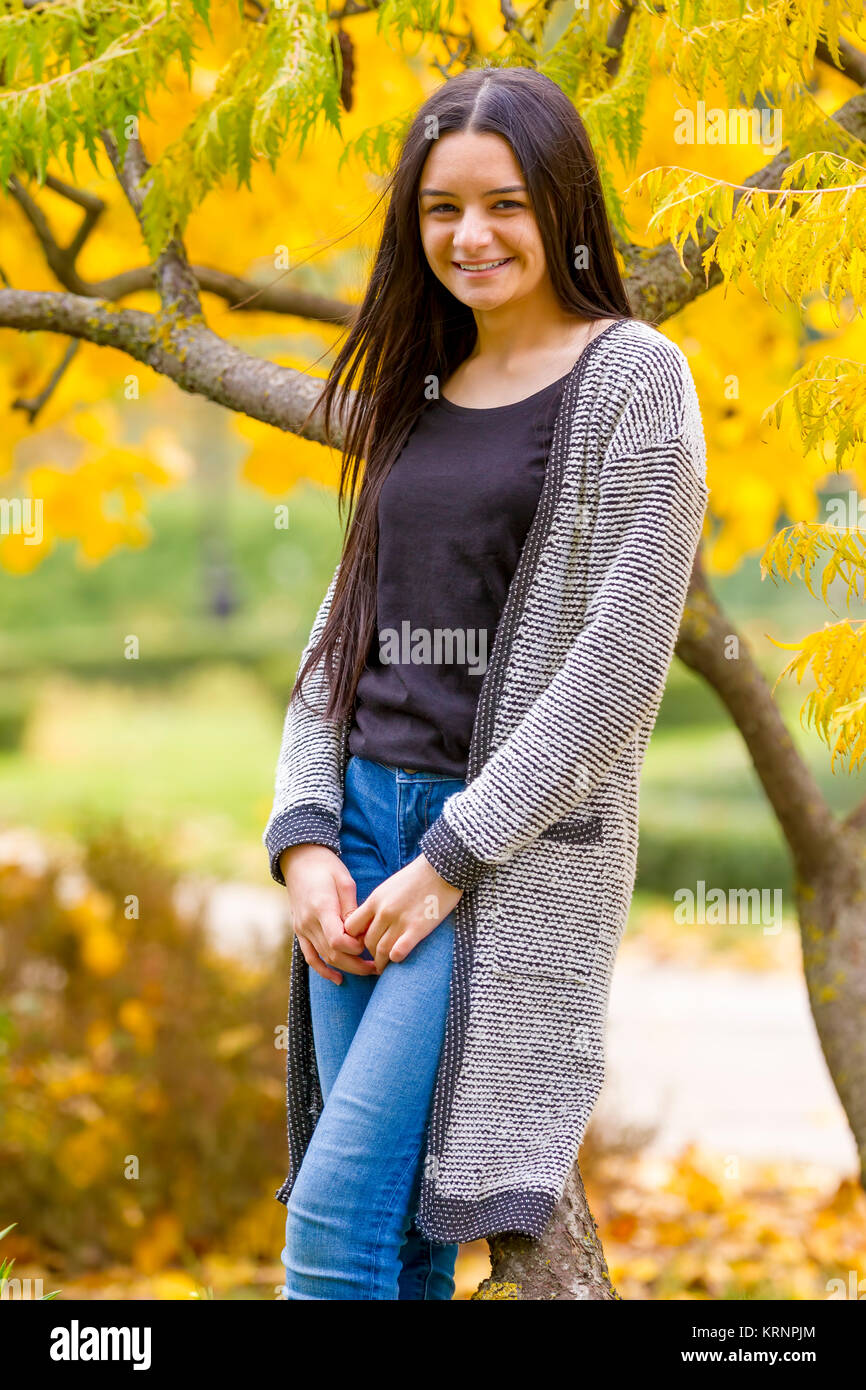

{"left": 263, "top": 317, "right": 709, "bottom": 1243}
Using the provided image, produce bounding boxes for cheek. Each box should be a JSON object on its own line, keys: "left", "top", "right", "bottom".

{"left": 420, "top": 224, "right": 450, "bottom": 265}
{"left": 512, "top": 221, "right": 543, "bottom": 264}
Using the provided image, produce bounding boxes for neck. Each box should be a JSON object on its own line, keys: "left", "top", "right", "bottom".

{"left": 469, "top": 291, "right": 593, "bottom": 370}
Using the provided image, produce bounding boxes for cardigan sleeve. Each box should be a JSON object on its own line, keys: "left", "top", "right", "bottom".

{"left": 262, "top": 558, "right": 345, "bottom": 886}
{"left": 418, "top": 347, "right": 709, "bottom": 890}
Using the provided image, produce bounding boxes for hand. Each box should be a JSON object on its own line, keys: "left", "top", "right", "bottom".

{"left": 280, "top": 844, "right": 379, "bottom": 985}
{"left": 342, "top": 853, "right": 463, "bottom": 973}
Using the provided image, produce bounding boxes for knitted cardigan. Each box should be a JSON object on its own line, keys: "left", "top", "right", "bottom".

{"left": 263, "top": 317, "right": 710, "bottom": 1243}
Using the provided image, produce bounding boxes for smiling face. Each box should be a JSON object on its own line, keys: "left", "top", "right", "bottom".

{"left": 417, "top": 130, "right": 552, "bottom": 314}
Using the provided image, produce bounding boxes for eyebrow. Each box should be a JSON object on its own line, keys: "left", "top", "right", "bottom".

{"left": 418, "top": 184, "right": 527, "bottom": 198}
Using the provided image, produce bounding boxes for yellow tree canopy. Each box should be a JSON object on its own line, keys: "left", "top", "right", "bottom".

{"left": 0, "top": 0, "right": 865, "bottom": 759}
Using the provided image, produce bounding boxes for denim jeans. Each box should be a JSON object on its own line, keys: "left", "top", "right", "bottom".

{"left": 280, "top": 754, "right": 466, "bottom": 1301}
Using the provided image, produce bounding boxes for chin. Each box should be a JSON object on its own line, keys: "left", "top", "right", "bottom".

{"left": 446, "top": 275, "right": 522, "bottom": 307}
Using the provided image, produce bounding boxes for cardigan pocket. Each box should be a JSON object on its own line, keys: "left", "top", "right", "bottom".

{"left": 490, "top": 834, "right": 604, "bottom": 985}
{"left": 538, "top": 811, "right": 602, "bottom": 845}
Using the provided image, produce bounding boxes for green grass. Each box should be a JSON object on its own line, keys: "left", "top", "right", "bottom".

{"left": 0, "top": 480, "right": 343, "bottom": 681}
{"left": 639, "top": 666, "right": 863, "bottom": 896}
{"left": 0, "top": 666, "right": 284, "bottom": 881}
{"left": 0, "top": 1224, "right": 61, "bottom": 1300}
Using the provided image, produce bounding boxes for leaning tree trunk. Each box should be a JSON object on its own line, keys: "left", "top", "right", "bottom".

{"left": 473, "top": 1163, "right": 620, "bottom": 1300}
{"left": 477, "top": 545, "right": 866, "bottom": 1297}
{"left": 795, "top": 833, "right": 866, "bottom": 1192}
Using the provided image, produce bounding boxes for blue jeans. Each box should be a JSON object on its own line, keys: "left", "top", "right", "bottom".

{"left": 280, "top": 755, "right": 466, "bottom": 1300}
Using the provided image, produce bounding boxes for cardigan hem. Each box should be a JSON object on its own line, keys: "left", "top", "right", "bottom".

{"left": 414, "top": 1183, "right": 557, "bottom": 1244}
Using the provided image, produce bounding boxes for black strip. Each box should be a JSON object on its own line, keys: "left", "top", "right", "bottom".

{"left": 539, "top": 813, "right": 602, "bottom": 845}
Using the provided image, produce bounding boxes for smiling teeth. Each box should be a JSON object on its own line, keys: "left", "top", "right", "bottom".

{"left": 457, "top": 258, "right": 510, "bottom": 270}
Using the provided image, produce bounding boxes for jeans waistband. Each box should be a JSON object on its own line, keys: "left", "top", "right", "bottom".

{"left": 356, "top": 756, "right": 465, "bottom": 784}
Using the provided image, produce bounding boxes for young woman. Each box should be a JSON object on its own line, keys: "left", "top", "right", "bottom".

{"left": 264, "top": 64, "right": 709, "bottom": 1301}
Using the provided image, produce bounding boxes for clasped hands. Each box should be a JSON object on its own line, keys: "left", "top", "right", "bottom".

{"left": 279, "top": 842, "right": 463, "bottom": 985}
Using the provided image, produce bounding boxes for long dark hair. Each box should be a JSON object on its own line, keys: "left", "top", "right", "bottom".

{"left": 293, "top": 63, "right": 633, "bottom": 721}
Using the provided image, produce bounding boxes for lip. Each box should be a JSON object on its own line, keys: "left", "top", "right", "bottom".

{"left": 452, "top": 256, "right": 514, "bottom": 276}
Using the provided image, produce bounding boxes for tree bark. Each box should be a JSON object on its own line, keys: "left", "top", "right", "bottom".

{"left": 675, "top": 549, "right": 838, "bottom": 876}
{"left": 0, "top": 288, "right": 344, "bottom": 442}
{"left": 473, "top": 1164, "right": 620, "bottom": 1301}
{"left": 796, "top": 841, "right": 866, "bottom": 1194}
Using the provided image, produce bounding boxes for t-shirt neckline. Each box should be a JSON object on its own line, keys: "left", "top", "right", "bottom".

{"left": 436, "top": 370, "right": 569, "bottom": 416}
{"left": 435, "top": 319, "right": 623, "bottom": 416}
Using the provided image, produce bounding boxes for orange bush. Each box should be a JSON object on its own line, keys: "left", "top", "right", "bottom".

{"left": 0, "top": 826, "right": 291, "bottom": 1271}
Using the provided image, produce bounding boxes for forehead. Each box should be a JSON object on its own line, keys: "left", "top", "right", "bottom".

{"left": 419, "top": 130, "right": 524, "bottom": 189}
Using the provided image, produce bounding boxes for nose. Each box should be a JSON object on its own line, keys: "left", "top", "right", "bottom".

{"left": 452, "top": 208, "right": 495, "bottom": 258}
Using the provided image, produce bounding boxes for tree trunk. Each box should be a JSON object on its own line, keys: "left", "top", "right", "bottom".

{"left": 473, "top": 1162, "right": 620, "bottom": 1301}
{"left": 796, "top": 838, "right": 866, "bottom": 1192}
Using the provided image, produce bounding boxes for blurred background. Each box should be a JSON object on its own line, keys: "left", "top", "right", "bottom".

{"left": 1, "top": 0, "right": 865, "bottom": 1300}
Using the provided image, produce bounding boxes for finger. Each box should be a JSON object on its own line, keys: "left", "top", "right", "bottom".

{"left": 330, "top": 948, "right": 379, "bottom": 977}
{"left": 310, "top": 921, "right": 377, "bottom": 976}
{"left": 387, "top": 930, "right": 416, "bottom": 965}
{"left": 343, "top": 896, "right": 376, "bottom": 938}
{"left": 320, "top": 906, "right": 365, "bottom": 955}
{"left": 361, "top": 913, "right": 386, "bottom": 963}
{"left": 335, "top": 871, "right": 359, "bottom": 923}
{"left": 373, "top": 925, "right": 399, "bottom": 974}
{"left": 296, "top": 933, "right": 342, "bottom": 986}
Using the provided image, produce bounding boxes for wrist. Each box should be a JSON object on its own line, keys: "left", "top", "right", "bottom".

{"left": 279, "top": 841, "right": 333, "bottom": 877}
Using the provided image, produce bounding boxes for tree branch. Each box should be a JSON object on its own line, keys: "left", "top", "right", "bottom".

{"left": 604, "top": 0, "right": 636, "bottom": 79}
{"left": 44, "top": 176, "right": 104, "bottom": 263}
{"left": 498, "top": 0, "right": 520, "bottom": 33}
{"left": 7, "top": 173, "right": 356, "bottom": 324}
{"left": 814, "top": 35, "right": 866, "bottom": 87}
{"left": 99, "top": 129, "right": 203, "bottom": 321}
{"left": 621, "top": 89, "right": 866, "bottom": 323}
{"left": 0, "top": 288, "right": 348, "bottom": 443}
{"left": 12, "top": 339, "right": 80, "bottom": 422}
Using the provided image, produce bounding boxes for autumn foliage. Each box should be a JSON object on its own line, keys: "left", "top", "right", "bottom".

{"left": 0, "top": 826, "right": 291, "bottom": 1272}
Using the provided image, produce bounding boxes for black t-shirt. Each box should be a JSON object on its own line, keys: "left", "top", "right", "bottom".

{"left": 347, "top": 371, "right": 568, "bottom": 777}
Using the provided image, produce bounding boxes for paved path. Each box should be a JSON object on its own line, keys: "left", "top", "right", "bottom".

{"left": 197, "top": 879, "right": 858, "bottom": 1178}
{"left": 598, "top": 954, "right": 857, "bottom": 1175}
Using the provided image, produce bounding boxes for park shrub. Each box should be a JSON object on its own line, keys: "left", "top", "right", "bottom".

{"left": 0, "top": 827, "right": 292, "bottom": 1272}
